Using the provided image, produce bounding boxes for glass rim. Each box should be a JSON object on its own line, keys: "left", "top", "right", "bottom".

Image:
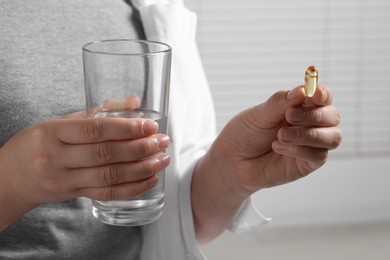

{"left": 82, "top": 39, "right": 172, "bottom": 56}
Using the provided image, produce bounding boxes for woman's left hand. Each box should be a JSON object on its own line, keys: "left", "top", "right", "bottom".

{"left": 213, "top": 84, "right": 342, "bottom": 195}
{"left": 192, "top": 84, "right": 342, "bottom": 243}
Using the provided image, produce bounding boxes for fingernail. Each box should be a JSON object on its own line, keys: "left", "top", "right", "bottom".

{"left": 157, "top": 153, "right": 170, "bottom": 166}
{"left": 143, "top": 120, "right": 159, "bottom": 135}
{"left": 281, "top": 129, "right": 298, "bottom": 141}
{"left": 147, "top": 176, "right": 159, "bottom": 189}
{"left": 157, "top": 134, "right": 170, "bottom": 149}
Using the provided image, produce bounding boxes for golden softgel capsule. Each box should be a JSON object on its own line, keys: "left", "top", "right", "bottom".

{"left": 304, "top": 66, "right": 318, "bottom": 97}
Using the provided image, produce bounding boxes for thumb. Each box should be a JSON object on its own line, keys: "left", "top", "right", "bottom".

{"left": 252, "top": 85, "right": 306, "bottom": 128}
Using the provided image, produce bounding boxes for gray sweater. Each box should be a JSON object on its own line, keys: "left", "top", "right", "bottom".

{"left": 0, "top": 1, "right": 146, "bottom": 259}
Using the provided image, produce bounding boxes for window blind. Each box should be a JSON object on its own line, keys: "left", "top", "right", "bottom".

{"left": 185, "top": 0, "right": 390, "bottom": 157}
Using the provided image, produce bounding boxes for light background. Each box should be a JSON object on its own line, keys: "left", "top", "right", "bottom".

{"left": 184, "top": 0, "right": 390, "bottom": 229}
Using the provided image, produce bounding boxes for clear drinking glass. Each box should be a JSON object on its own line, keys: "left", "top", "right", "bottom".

{"left": 82, "top": 39, "right": 172, "bottom": 226}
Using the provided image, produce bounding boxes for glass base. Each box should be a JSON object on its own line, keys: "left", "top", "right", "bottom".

{"left": 92, "top": 196, "right": 164, "bottom": 226}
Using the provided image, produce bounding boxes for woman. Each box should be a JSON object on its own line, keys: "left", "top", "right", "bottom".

{"left": 0, "top": 0, "right": 342, "bottom": 259}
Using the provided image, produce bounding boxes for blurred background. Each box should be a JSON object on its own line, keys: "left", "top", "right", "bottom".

{"left": 185, "top": 0, "right": 390, "bottom": 259}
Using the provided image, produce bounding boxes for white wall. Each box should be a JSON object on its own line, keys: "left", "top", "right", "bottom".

{"left": 185, "top": 0, "right": 390, "bottom": 229}
{"left": 253, "top": 155, "right": 390, "bottom": 228}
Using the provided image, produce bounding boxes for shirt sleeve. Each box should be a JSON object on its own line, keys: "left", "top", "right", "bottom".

{"left": 133, "top": 0, "right": 270, "bottom": 249}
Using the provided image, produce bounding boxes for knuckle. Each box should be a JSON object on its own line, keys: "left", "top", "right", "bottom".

{"left": 128, "top": 120, "right": 141, "bottom": 138}
{"left": 31, "top": 149, "right": 51, "bottom": 173}
{"left": 269, "top": 90, "right": 286, "bottom": 106}
{"left": 143, "top": 138, "right": 158, "bottom": 155}
{"left": 29, "top": 128, "right": 52, "bottom": 172}
{"left": 42, "top": 178, "right": 63, "bottom": 193}
{"left": 28, "top": 125, "right": 73, "bottom": 193}
{"left": 101, "top": 187, "right": 115, "bottom": 201}
{"left": 313, "top": 109, "right": 324, "bottom": 123}
{"left": 30, "top": 124, "right": 50, "bottom": 143}
{"left": 40, "top": 171, "right": 72, "bottom": 194}
{"left": 307, "top": 128, "right": 319, "bottom": 143}
{"left": 146, "top": 159, "right": 160, "bottom": 176}
{"left": 94, "top": 142, "right": 115, "bottom": 163}
{"left": 100, "top": 166, "right": 120, "bottom": 186}
{"left": 85, "top": 119, "right": 104, "bottom": 141}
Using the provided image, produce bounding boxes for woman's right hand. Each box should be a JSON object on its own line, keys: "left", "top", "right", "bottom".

{"left": 0, "top": 116, "right": 170, "bottom": 229}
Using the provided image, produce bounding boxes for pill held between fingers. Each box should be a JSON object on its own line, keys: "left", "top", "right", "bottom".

{"left": 304, "top": 66, "right": 318, "bottom": 97}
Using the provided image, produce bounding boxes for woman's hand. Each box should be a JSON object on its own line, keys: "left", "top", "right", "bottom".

{"left": 217, "top": 84, "right": 342, "bottom": 194}
{"left": 0, "top": 114, "right": 170, "bottom": 229}
{"left": 192, "top": 84, "right": 342, "bottom": 243}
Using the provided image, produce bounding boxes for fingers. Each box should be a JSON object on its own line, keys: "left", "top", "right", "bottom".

{"left": 68, "top": 153, "right": 170, "bottom": 190}
{"left": 272, "top": 83, "right": 342, "bottom": 163}
{"left": 251, "top": 86, "right": 306, "bottom": 128}
{"left": 306, "top": 84, "right": 333, "bottom": 106}
{"left": 53, "top": 117, "right": 159, "bottom": 144}
{"left": 75, "top": 151, "right": 169, "bottom": 201}
{"left": 286, "top": 105, "right": 341, "bottom": 127}
{"left": 62, "top": 134, "right": 170, "bottom": 168}
{"left": 60, "top": 97, "right": 141, "bottom": 120}
{"left": 277, "top": 126, "right": 342, "bottom": 150}
{"left": 40, "top": 152, "right": 170, "bottom": 201}
{"left": 103, "top": 96, "right": 141, "bottom": 112}
{"left": 78, "top": 176, "right": 160, "bottom": 201}
{"left": 272, "top": 140, "right": 329, "bottom": 164}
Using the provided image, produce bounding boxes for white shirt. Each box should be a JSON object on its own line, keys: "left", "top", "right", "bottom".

{"left": 134, "top": 1, "right": 270, "bottom": 259}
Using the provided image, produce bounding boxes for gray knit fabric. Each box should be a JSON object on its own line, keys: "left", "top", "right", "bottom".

{"left": 0, "top": 1, "right": 146, "bottom": 259}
